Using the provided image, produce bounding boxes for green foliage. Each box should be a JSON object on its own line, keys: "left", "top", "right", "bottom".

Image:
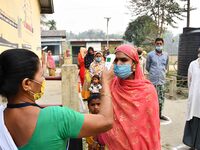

{"left": 163, "top": 31, "right": 179, "bottom": 55}
{"left": 40, "top": 14, "right": 47, "bottom": 25}
{"left": 46, "top": 20, "right": 57, "bottom": 30}
{"left": 128, "top": 0, "right": 188, "bottom": 36}
{"left": 123, "top": 15, "right": 158, "bottom": 47}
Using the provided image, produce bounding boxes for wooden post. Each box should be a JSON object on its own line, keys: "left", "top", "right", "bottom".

{"left": 169, "top": 76, "right": 177, "bottom": 100}
{"left": 61, "top": 64, "right": 80, "bottom": 111}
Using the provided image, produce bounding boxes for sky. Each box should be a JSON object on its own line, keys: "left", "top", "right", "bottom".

{"left": 47, "top": 0, "right": 200, "bottom": 35}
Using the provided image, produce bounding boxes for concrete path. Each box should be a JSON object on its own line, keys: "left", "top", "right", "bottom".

{"left": 161, "top": 99, "right": 190, "bottom": 150}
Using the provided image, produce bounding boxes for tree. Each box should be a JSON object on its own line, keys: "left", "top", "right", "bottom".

{"left": 40, "top": 14, "right": 47, "bottom": 25}
{"left": 78, "top": 29, "right": 105, "bottom": 39}
{"left": 66, "top": 29, "right": 122, "bottom": 39}
{"left": 46, "top": 19, "right": 57, "bottom": 30}
{"left": 128, "top": 0, "right": 188, "bottom": 36}
{"left": 40, "top": 14, "right": 49, "bottom": 30}
{"left": 163, "top": 31, "right": 179, "bottom": 55}
{"left": 123, "top": 15, "right": 158, "bottom": 47}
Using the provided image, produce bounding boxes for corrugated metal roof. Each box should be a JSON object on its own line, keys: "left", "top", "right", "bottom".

{"left": 41, "top": 30, "right": 66, "bottom": 38}
{"left": 39, "top": 0, "right": 54, "bottom": 14}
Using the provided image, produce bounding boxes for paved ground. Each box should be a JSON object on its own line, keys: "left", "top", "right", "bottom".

{"left": 34, "top": 80, "right": 191, "bottom": 150}
{"left": 161, "top": 99, "right": 190, "bottom": 150}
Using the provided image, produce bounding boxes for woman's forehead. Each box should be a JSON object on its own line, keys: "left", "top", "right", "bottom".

{"left": 116, "top": 51, "right": 130, "bottom": 59}
{"left": 95, "top": 53, "right": 102, "bottom": 57}
{"left": 90, "top": 99, "right": 101, "bottom": 104}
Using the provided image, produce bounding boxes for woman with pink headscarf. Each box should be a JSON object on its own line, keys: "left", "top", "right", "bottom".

{"left": 47, "top": 50, "right": 56, "bottom": 76}
{"left": 101, "top": 44, "right": 160, "bottom": 150}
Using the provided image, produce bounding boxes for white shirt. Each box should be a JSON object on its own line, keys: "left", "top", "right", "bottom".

{"left": 0, "top": 105, "right": 18, "bottom": 150}
{"left": 186, "top": 58, "right": 200, "bottom": 120}
{"left": 89, "top": 83, "right": 102, "bottom": 93}
{"left": 139, "top": 56, "right": 148, "bottom": 75}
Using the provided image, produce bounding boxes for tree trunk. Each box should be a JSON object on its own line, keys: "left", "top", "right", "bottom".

{"left": 160, "top": 5, "right": 165, "bottom": 36}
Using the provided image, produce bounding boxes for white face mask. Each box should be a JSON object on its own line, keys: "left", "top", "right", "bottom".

{"left": 155, "top": 46, "right": 163, "bottom": 52}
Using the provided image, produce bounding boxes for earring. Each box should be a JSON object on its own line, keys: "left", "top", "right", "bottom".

{"left": 132, "top": 64, "right": 136, "bottom": 72}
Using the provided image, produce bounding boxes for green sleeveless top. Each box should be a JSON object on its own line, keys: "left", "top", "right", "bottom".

{"left": 18, "top": 106, "right": 84, "bottom": 150}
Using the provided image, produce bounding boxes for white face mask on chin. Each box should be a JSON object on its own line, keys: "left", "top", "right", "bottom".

{"left": 155, "top": 46, "right": 163, "bottom": 52}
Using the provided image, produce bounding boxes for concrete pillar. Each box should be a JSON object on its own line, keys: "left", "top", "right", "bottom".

{"left": 62, "top": 64, "right": 79, "bottom": 111}
{"left": 169, "top": 76, "right": 177, "bottom": 100}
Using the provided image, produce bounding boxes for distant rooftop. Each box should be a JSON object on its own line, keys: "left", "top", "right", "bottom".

{"left": 41, "top": 30, "right": 66, "bottom": 38}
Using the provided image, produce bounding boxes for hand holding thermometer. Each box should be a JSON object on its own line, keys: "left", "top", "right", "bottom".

{"left": 105, "top": 54, "right": 116, "bottom": 70}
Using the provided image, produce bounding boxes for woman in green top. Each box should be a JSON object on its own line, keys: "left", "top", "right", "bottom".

{"left": 0, "top": 49, "right": 113, "bottom": 150}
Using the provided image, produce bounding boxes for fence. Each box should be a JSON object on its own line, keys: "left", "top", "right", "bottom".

{"left": 165, "top": 74, "right": 188, "bottom": 100}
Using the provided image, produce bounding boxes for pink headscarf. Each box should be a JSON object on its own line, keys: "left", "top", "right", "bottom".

{"left": 101, "top": 44, "right": 161, "bottom": 150}
{"left": 47, "top": 51, "right": 56, "bottom": 69}
{"left": 115, "top": 44, "right": 143, "bottom": 80}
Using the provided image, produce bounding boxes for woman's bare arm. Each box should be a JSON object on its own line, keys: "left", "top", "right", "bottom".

{"left": 78, "top": 66, "right": 114, "bottom": 137}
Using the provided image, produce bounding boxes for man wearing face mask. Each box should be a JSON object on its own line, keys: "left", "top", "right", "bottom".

{"left": 89, "top": 52, "right": 105, "bottom": 78}
{"left": 101, "top": 44, "right": 161, "bottom": 150}
{"left": 146, "top": 38, "right": 169, "bottom": 121}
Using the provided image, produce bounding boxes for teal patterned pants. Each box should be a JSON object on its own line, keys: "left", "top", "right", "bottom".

{"left": 154, "top": 85, "right": 165, "bottom": 117}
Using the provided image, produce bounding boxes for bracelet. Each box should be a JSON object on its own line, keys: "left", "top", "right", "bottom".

{"left": 101, "top": 93, "right": 112, "bottom": 98}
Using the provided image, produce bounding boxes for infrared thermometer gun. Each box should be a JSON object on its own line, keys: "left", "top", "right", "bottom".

{"left": 105, "top": 54, "right": 116, "bottom": 70}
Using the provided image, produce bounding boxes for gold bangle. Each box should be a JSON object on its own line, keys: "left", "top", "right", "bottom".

{"left": 101, "top": 93, "right": 112, "bottom": 98}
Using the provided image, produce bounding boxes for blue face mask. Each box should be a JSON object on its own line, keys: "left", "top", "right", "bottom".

{"left": 155, "top": 46, "right": 163, "bottom": 52}
{"left": 114, "top": 64, "right": 133, "bottom": 79}
{"left": 95, "top": 57, "right": 102, "bottom": 62}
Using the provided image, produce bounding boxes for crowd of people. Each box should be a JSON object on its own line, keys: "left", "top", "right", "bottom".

{"left": 79, "top": 47, "right": 106, "bottom": 100}
{"left": 0, "top": 37, "right": 200, "bottom": 150}
{"left": 76, "top": 41, "right": 163, "bottom": 149}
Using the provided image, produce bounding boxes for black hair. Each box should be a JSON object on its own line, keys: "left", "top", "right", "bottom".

{"left": 92, "top": 75, "right": 100, "bottom": 81}
{"left": 0, "top": 49, "right": 40, "bottom": 99}
{"left": 87, "top": 93, "right": 101, "bottom": 105}
{"left": 88, "top": 47, "right": 94, "bottom": 52}
{"left": 155, "top": 38, "right": 164, "bottom": 43}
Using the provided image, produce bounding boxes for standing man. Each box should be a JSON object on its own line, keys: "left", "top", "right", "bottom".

{"left": 146, "top": 38, "right": 169, "bottom": 121}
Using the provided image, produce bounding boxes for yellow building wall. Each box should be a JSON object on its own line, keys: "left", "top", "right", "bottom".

{"left": 0, "top": 0, "right": 41, "bottom": 56}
